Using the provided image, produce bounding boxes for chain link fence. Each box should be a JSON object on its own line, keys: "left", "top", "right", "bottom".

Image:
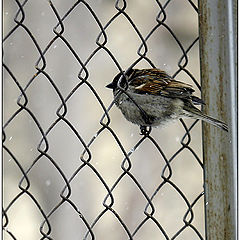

{"left": 3, "top": 1, "right": 206, "bottom": 239}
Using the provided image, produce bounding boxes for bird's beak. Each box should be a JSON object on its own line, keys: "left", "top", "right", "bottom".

{"left": 106, "top": 82, "right": 114, "bottom": 89}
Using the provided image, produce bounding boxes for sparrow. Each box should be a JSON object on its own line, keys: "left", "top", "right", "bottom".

{"left": 106, "top": 68, "right": 228, "bottom": 132}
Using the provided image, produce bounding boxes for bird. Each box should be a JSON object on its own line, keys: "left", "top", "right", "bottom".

{"left": 106, "top": 68, "right": 228, "bottom": 132}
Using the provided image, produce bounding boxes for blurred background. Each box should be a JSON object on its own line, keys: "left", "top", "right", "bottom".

{"left": 3, "top": 0, "right": 204, "bottom": 239}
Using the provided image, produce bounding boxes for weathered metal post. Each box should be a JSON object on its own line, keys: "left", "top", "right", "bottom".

{"left": 198, "top": 0, "right": 237, "bottom": 239}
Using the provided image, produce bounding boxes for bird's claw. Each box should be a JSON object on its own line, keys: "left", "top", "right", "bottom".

{"left": 140, "top": 126, "right": 152, "bottom": 135}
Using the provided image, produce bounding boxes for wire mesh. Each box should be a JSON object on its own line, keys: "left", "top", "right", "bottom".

{"left": 3, "top": 0, "right": 204, "bottom": 239}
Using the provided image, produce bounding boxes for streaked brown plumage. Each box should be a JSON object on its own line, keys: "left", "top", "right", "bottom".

{"left": 106, "top": 68, "right": 228, "bottom": 131}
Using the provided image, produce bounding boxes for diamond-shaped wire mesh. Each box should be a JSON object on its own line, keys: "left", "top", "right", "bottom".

{"left": 3, "top": 0, "right": 204, "bottom": 239}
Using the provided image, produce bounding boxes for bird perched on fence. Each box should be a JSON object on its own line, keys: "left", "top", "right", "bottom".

{"left": 106, "top": 68, "right": 228, "bottom": 132}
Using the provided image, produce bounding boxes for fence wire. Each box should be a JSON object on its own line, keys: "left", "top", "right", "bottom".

{"left": 3, "top": 0, "right": 204, "bottom": 239}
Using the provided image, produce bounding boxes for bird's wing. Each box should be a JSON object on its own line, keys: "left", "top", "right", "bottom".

{"left": 129, "top": 69, "right": 205, "bottom": 105}
{"left": 130, "top": 69, "right": 193, "bottom": 95}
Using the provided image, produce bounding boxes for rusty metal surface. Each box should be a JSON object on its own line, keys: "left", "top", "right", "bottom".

{"left": 198, "top": 0, "right": 237, "bottom": 239}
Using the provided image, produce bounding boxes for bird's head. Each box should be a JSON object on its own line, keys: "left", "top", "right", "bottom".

{"left": 106, "top": 69, "right": 135, "bottom": 90}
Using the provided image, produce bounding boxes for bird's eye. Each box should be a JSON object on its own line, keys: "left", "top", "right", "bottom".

{"left": 118, "top": 77, "right": 128, "bottom": 88}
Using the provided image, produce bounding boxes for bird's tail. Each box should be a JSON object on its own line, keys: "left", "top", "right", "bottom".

{"left": 199, "top": 113, "right": 228, "bottom": 132}
{"left": 183, "top": 105, "right": 228, "bottom": 132}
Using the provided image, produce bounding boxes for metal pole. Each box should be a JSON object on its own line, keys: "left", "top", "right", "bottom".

{"left": 198, "top": 0, "right": 237, "bottom": 240}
